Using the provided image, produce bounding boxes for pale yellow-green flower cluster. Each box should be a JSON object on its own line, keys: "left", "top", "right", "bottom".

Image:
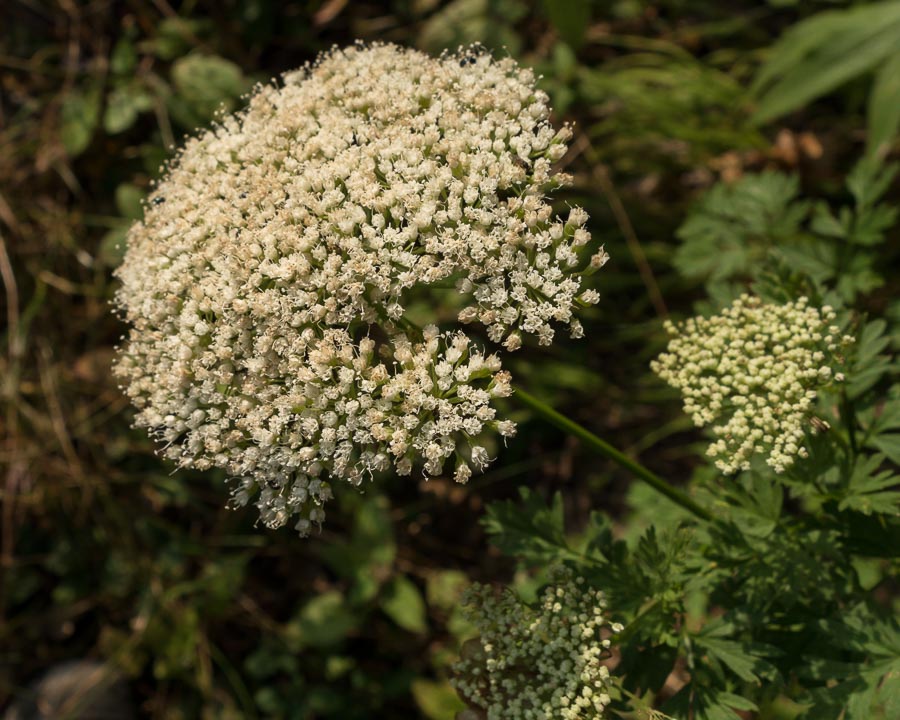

{"left": 451, "top": 569, "right": 621, "bottom": 720}
{"left": 114, "top": 43, "right": 605, "bottom": 533}
{"left": 651, "top": 295, "right": 852, "bottom": 474}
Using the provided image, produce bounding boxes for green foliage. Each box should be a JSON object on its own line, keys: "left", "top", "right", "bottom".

{"left": 411, "top": 679, "right": 467, "bottom": 720}
{"left": 868, "top": 52, "right": 900, "bottom": 161}
{"left": 482, "top": 488, "right": 588, "bottom": 564}
{"left": 59, "top": 85, "right": 103, "bottom": 156}
{"left": 285, "top": 591, "right": 359, "bottom": 650}
{"left": 104, "top": 82, "right": 155, "bottom": 134}
{"left": 481, "top": 134, "right": 898, "bottom": 714}
{"left": 381, "top": 577, "right": 428, "bottom": 634}
{"left": 802, "top": 608, "right": 900, "bottom": 717}
{"left": 674, "top": 160, "right": 899, "bottom": 304}
{"left": 572, "top": 44, "right": 761, "bottom": 172}
{"left": 837, "top": 453, "right": 900, "bottom": 516}
{"left": 752, "top": 1, "right": 900, "bottom": 158}
{"left": 484, "top": 444, "right": 898, "bottom": 716}
{"left": 674, "top": 172, "right": 808, "bottom": 286}
{"left": 541, "top": 0, "right": 591, "bottom": 49}
{"left": 418, "top": 0, "right": 528, "bottom": 55}
{"left": 169, "top": 54, "right": 250, "bottom": 128}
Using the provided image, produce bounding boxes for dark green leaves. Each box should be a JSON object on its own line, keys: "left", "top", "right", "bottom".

{"left": 838, "top": 453, "right": 900, "bottom": 516}
{"left": 692, "top": 620, "right": 778, "bottom": 685}
{"left": 664, "top": 686, "right": 757, "bottom": 720}
{"left": 803, "top": 609, "right": 900, "bottom": 718}
{"left": 862, "top": 386, "right": 900, "bottom": 466}
{"left": 576, "top": 47, "right": 756, "bottom": 172}
{"left": 482, "top": 487, "right": 586, "bottom": 564}
{"left": 847, "top": 319, "right": 896, "bottom": 400}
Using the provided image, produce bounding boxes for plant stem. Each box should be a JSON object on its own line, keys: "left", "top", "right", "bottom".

{"left": 513, "top": 386, "right": 713, "bottom": 522}
{"left": 841, "top": 389, "right": 858, "bottom": 457}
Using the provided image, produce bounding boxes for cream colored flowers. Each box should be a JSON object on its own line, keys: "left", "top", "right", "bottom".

{"left": 114, "top": 43, "right": 604, "bottom": 533}
{"left": 452, "top": 568, "right": 620, "bottom": 720}
{"left": 652, "top": 295, "right": 852, "bottom": 474}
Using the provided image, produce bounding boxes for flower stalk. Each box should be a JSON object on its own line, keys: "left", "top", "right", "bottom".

{"left": 513, "top": 386, "right": 713, "bottom": 522}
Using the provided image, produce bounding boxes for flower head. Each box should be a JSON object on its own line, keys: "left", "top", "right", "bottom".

{"left": 451, "top": 568, "right": 620, "bottom": 719}
{"left": 651, "top": 295, "right": 852, "bottom": 474}
{"left": 114, "top": 43, "right": 603, "bottom": 532}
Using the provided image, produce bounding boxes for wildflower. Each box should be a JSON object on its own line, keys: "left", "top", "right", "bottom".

{"left": 114, "top": 43, "right": 604, "bottom": 533}
{"left": 651, "top": 295, "right": 852, "bottom": 474}
{"left": 451, "top": 567, "right": 620, "bottom": 719}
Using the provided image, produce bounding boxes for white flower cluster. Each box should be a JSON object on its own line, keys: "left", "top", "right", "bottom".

{"left": 451, "top": 569, "right": 621, "bottom": 720}
{"left": 651, "top": 295, "right": 852, "bottom": 474}
{"left": 114, "top": 43, "right": 604, "bottom": 533}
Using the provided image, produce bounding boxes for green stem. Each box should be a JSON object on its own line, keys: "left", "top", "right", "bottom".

{"left": 513, "top": 386, "right": 713, "bottom": 522}
{"left": 841, "top": 389, "right": 858, "bottom": 457}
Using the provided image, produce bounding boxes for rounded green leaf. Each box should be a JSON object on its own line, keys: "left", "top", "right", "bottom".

{"left": 381, "top": 576, "right": 428, "bottom": 634}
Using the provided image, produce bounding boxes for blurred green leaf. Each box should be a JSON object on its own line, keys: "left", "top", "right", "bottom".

{"left": 104, "top": 83, "right": 155, "bottom": 134}
{"left": 115, "top": 183, "right": 146, "bottom": 219}
{"left": 665, "top": 684, "right": 758, "bottom": 720}
{"left": 244, "top": 637, "right": 298, "bottom": 679}
{"left": 579, "top": 49, "right": 759, "bottom": 171}
{"left": 425, "top": 570, "right": 468, "bottom": 611}
{"left": 725, "top": 472, "right": 783, "bottom": 539}
{"left": 847, "top": 319, "right": 895, "bottom": 399}
{"left": 870, "top": 434, "right": 900, "bottom": 465}
{"left": 98, "top": 225, "right": 129, "bottom": 267}
{"left": 60, "top": 85, "right": 102, "bottom": 156}
{"left": 542, "top": 0, "right": 590, "bottom": 49}
{"left": 803, "top": 608, "right": 900, "bottom": 717}
{"left": 285, "top": 591, "right": 358, "bottom": 649}
{"left": 170, "top": 54, "right": 249, "bottom": 127}
{"left": 319, "top": 494, "right": 396, "bottom": 603}
{"left": 867, "top": 51, "right": 900, "bottom": 160}
{"left": 411, "top": 678, "right": 466, "bottom": 720}
{"left": 418, "top": 0, "right": 526, "bottom": 55}
{"left": 151, "top": 605, "right": 200, "bottom": 678}
{"left": 111, "top": 37, "right": 138, "bottom": 75}
{"left": 150, "top": 17, "right": 204, "bottom": 60}
{"left": 200, "top": 556, "right": 247, "bottom": 616}
{"left": 381, "top": 576, "right": 428, "bottom": 634}
{"left": 752, "top": 2, "right": 900, "bottom": 124}
{"left": 693, "top": 619, "right": 777, "bottom": 684}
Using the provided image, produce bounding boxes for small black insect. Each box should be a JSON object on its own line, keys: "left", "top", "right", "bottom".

{"left": 152, "top": 196, "right": 165, "bottom": 205}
